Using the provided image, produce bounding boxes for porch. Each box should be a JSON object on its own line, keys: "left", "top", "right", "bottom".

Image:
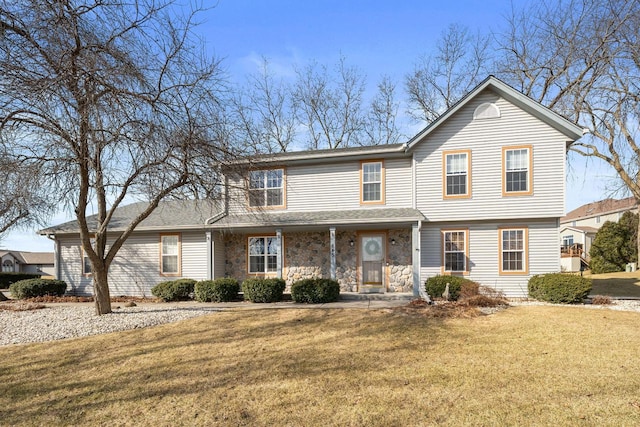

{"left": 207, "top": 208, "right": 424, "bottom": 295}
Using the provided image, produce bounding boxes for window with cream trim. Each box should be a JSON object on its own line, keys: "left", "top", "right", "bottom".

{"left": 503, "top": 146, "right": 532, "bottom": 195}
{"left": 443, "top": 150, "right": 470, "bottom": 198}
{"left": 248, "top": 236, "right": 278, "bottom": 274}
{"left": 442, "top": 229, "right": 468, "bottom": 273}
{"left": 361, "top": 161, "right": 384, "bottom": 203}
{"left": 499, "top": 227, "right": 528, "bottom": 274}
{"left": 160, "top": 234, "right": 180, "bottom": 275}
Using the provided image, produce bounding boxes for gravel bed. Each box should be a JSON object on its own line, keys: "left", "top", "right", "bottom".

{"left": 510, "top": 299, "right": 640, "bottom": 312}
{"left": 1, "top": 299, "right": 639, "bottom": 347}
{"left": 0, "top": 305, "right": 220, "bottom": 346}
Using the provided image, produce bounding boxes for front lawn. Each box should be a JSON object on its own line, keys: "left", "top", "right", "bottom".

{"left": 1, "top": 306, "right": 639, "bottom": 425}
{"left": 588, "top": 271, "right": 640, "bottom": 298}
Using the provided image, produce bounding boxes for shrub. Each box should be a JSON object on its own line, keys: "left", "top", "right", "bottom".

{"left": 528, "top": 273, "right": 592, "bottom": 304}
{"left": 242, "top": 278, "right": 286, "bottom": 303}
{"left": 424, "top": 275, "right": 477, "bottom": 301}
{"left": 151, "top": 279, "right": 196, "bottom": 302}
{"left": 9, "top": 278, "right": 67, "bottom": 299}
{"left": 590, "top": 212, "right": 638, "bottom": 274}
{"left": 0, "top": 272, "right": 42, "bottom": 288}
{"left": 291, "top": 278, "right": 340, "bottom": 303}
{"left": 194, "top": 278, "right": 240, "bottom": 302}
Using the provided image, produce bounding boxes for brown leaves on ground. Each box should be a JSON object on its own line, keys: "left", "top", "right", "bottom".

{"left": 395, "top": 294, "right": 509, "bottom": 318}
{"left": 23, "top": 295, "right": 158, "bottom": 303}
{"left": 0, "top": 301, "right": 46, "bottom": 311}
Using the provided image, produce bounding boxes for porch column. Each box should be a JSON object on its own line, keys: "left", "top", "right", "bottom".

{"left": 330, "top": 227, "right": 336, "bottom": 280}
{"left": 412, "top": 223, "right": 421, "bottom": 297}
{"left": 206, "top": 231, "right": 213, "bottom": 280}
{"left": 276, "top": 228, "right": 283, "bottom": 279}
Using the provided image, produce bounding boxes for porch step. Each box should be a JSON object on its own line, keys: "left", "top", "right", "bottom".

{"left": 339, "top": 292, "right": 415, "bottom": 301}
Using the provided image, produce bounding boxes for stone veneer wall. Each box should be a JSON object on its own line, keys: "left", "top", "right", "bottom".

{"left": 222, "top": 229, "right": 412, "bottom": 293}
{"left": 224, "top": 233, "right": 248, "bottom": 283}
{"left": 386, "top": 229, "right": 413, "bottom": 292}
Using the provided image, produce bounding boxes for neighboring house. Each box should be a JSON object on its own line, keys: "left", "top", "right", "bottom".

{"left": 0, "top": 250, "right": 55, "bottom": 278}
{"left": 39, "top": 76, "right": 583, "bottom": 298}
{"left": 559, "top": 197, "right": 638, "bottom": 272}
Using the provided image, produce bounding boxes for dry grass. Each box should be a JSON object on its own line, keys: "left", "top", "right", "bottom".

{"left": 587, "top": 271, "right": 640, "bottom": 297}
{"left": 1, "top": 306, "right": 640, "bottom": 426}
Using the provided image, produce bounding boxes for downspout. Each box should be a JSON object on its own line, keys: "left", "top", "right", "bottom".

{"left": 45, "top": 234, "right": 60, "bottom": 280}
{"left": 204, "top": 173, "right": 231, "bottom": 280}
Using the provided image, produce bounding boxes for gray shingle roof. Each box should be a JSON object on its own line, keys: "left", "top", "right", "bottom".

{"left": 209, "top": 208, "right": 424, "bottom": 229}
{"left": 39, "top": 199, "right": 223, "bottom": 234}
{"left": 0, "top": 251, "right": 54, "bottom": 265}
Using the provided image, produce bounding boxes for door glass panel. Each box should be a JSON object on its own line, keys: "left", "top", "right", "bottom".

{"left": 361, "top": 236, "right": 384, "bottom": 286}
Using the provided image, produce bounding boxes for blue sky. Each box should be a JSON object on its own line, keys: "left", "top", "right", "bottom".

{"left": 2, "top": 0, "right": 618, "bottom": 252}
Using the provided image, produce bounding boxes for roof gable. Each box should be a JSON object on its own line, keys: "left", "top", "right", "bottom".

{"left": 405, "top": 76, "right": 584, "bottom": 151}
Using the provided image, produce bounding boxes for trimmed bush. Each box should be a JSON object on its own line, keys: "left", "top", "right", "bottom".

{"left": 151, "top": 279, "right": 196, "bottom": 302}
{"left": 424, "top": 275, "right": 476, "bottom": 301}
{"left": 0, "top": 272, "right": 42, "bottom": 288}
{"left": 194, "top": 278, "right": 240, "bottom": 302}
{"left": 291, "top": 278, "right": 340, "bottom": 303}
{"left": 528, "top": 273, "right": 592, "bottom": 303}
{"left": 9, "top": 278, "right": 67, "bottom": 299}
{"left": 242, "top": 278, "right": 286, "bottom": 303}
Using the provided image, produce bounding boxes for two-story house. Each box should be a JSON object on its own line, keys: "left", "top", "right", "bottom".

{"left": 40, "top": 76, "right": 583, "bottom": 298}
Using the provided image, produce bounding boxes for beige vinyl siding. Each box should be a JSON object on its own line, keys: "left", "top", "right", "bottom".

{"left": 58, "top": 230, "right": 207, "bottom": 296}
{"left": 420, "top": 219, "right": 560, "bottom": 298}
{"left": 58, "top": 235, "right": 93, "bottom": 295}
{"left": 285, "top": 158, "right": 412, "bottom": 211}
{"left": 414, "top": 89, "right": 567, "bottom": 221}
{"left": 213, "top": 231, "right": 226, "bottom": 279}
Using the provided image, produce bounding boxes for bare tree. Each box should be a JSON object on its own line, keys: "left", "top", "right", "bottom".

{"left": 231, "top": 58, "right": 297, "bottom": 153}
{"left": 0, "top": 0, "right": 230, "bottom": 314}
{"left": 496, "top": 0, "right": 640, "bottom": 260}
{"left": 406, "top": 24, "right": 492, "bottom": 123}
{"left": 363, "top": 75, "right": 403, "bottom": 146}
{"left": 0, "top": 155, "right": 53, "bottom": 237}
{"left": 293, "top": 56, "right": 366, "bottom": 149}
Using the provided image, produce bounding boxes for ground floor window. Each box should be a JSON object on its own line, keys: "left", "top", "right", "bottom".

{"left": 442, "top": 229, "right": 468, "bottom": 273}
{"left": 248, "top": 236, "right": 278, "bottom": 274}
{"left": 2, "top": 259, "right": 13, "bottom": 272}
{"left": 500, "top": 227, "right": 528, "bottom": 274}
{"left": 160, "top": 234, "right": 181, "bottom": 275}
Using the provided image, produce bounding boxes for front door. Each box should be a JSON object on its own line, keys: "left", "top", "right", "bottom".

{"left": 360, "top": 234, "right": 385, "bottom": 293}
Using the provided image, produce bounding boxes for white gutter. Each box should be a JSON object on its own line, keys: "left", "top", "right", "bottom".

{"left": 45, "top": 234, "right": 60, "bottom": 280}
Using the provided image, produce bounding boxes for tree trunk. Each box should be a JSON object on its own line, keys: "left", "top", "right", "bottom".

{"left": 93, "top": 264, "right": 112, "bottom": 315}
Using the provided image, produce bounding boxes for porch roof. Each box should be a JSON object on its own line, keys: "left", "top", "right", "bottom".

{"left": 208, "top": 208, "right": 424, "bottom": 230}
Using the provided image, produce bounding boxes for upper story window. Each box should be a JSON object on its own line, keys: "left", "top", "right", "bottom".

{"left": 503, "top": 146, "right": 532, "bottom": 196}
{"left": 443, "top": 150, "right": 471, "bottom": 198}
{"left": 249, "top": 169, "right": 285, "bottom": 208}
{"left": 160, "top": 234, "right": 181, "bottom": 276}
{"left": 473, "top": 102, "right": 501, "bottom": 119}
{"left": 596, "top": 216, "right": 601, "bottom": 224}
{"left": 442, "top": 229, "right": 468, "bottom": 274}
{"left": 361, "top": 161, "right": 384, "bottom": 204}
{"left": 499, "top": 227, "right": 528, "bottom": 274}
